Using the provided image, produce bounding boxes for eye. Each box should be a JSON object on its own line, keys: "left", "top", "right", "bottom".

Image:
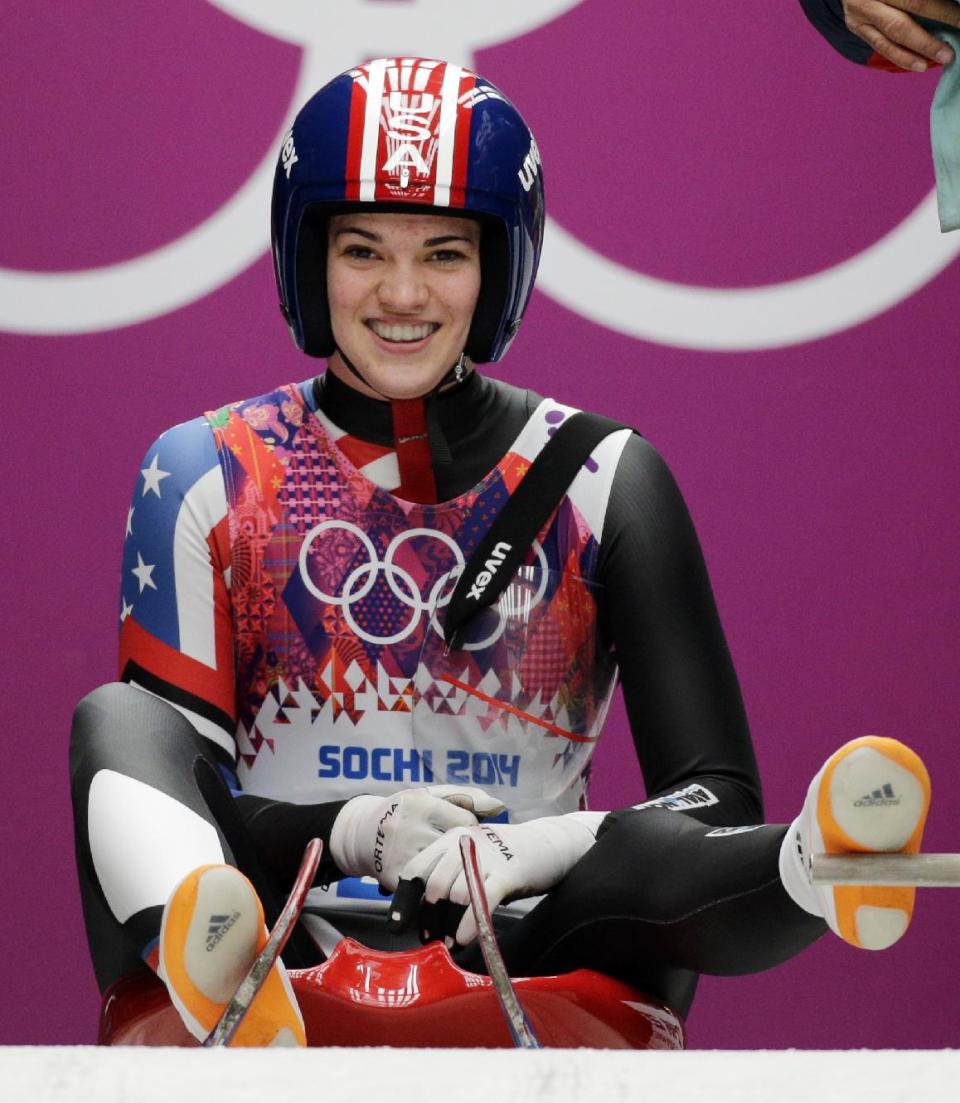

{"left": 428, "top": 248, "right": 469, "bottom": 264}
{"left": 341, "top": 244, "right": 379, "bottom": 261}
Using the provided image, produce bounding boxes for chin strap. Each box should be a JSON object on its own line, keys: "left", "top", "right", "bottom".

{"left": 335, "top": 347, "right": 467, "bottom": 504}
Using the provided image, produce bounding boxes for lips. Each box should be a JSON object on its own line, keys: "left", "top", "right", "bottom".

{"left": 366, "top": 319, "right": 439, "bottom": 343}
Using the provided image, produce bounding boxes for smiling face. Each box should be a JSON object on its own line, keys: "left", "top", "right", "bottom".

{"left": 325, "top": 211, "right": 482, "bottom": 401}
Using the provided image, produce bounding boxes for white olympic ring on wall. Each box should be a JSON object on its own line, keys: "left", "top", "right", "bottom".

{"left": 297, "top": 520, "right": 549, "bottom": 648}
{"left": 2, "top": 0, "right": 957, "bottom": 349}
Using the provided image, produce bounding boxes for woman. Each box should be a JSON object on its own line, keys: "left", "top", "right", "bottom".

{"left": 70, "top": 57, "right": 931, "bottom": 1047}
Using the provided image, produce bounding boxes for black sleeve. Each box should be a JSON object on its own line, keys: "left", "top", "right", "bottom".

{"left": 799, "top": 0, "right": 873, "bottom": 64}
{"left": 233, "top": 793, "right": 351, "bottom": 885}
{"left": 596, "top": 434, "right": 763, "bottom": 827}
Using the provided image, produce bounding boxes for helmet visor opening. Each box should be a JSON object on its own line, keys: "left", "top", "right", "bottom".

{"left": 294, "top": 202, "right": 508, "bottom": 363}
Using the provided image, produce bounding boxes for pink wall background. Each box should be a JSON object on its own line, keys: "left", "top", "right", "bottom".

{"left": 2, "top": 1, "right": 958, "bottom": 1046}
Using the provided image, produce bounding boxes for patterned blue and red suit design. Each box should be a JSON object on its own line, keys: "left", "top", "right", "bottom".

{"left": 120, "top": 379, "right": 632, "bottom": 821}
{"left": 120, "top": 418, "right": 235, "bottom": 753}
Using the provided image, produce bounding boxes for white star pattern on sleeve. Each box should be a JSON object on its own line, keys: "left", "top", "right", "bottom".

{"left": 125, "top": 506, "right": 135, "bottom": 537}
{"left": 131, "top": 552, "right": 157, "bottom": 593}
{"left": 141, "top": 454, "right": 171, "bottom": 498}
{"left": 120, "top": 598, "right": 134, "bottom": 623}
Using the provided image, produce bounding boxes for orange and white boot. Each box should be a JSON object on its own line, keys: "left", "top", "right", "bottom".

{"left": 158, "top": 864, "right": 306, "bottom": 1046}
{"left": 780, "top": 736, "right": 931, "bottom": 950}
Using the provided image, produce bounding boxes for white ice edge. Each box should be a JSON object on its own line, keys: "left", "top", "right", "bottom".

{"left": 3, "top": 1047, "right": 959, "bottom": 1102}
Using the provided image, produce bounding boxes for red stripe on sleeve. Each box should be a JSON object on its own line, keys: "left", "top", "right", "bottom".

{"left": 120, "top": 615, "right": 236, "bottom": 723}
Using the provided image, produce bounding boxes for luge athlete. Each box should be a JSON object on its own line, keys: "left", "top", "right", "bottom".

{"left": 71, "top": 58, "right": 932, "bottom": 1047}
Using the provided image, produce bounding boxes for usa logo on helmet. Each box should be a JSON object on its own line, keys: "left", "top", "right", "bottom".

{"left": 344, "top": 58, "right": 476, "bottom": 207}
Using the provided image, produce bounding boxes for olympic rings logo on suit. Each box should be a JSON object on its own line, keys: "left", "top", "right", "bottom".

{"left": 2, "top": 0, "right": 957, "bottom": 348}
{"left": 297, "top": 520, "right": 549, "bottom": 649}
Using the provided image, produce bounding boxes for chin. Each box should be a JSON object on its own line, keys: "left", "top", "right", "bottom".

{"left": 366, "top": 361, "right": 453, "bottom": 398}
{"left": 373, "top": 377, "right": 439, "bottom": 401}
{"left": 331, "top": 337, "right": 463, "bottom": 399}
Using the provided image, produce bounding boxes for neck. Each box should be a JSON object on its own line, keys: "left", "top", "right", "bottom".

{"left": 313, "top": 370, "right": 538, "bottom": 502}
{"left": 326, "top": 351, "right": 470, "bottom": 402}
{"left": 317, "top": 367, "right": 481, "bottom": 443}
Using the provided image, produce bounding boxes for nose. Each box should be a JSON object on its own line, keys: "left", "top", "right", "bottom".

{"left": 377, "top": 260, "right": 429, "bottom": 314}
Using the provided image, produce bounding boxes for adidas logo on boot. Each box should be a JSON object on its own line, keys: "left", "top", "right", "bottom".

{"left": 158, "top": 864, "right": 305, "bottom": 1046}
{"left": 780, "top": 736, "right": 931, "bottom": 951}
{"left": 854, "top": 784, "right": 899, "bottom": 808}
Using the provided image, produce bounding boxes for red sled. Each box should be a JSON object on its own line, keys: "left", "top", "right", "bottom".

{"left": 98, "top": 837, "right": 684, "bottom": 1049}
{"left": 99, "top": 938, "right": 684, "bottom": 1049}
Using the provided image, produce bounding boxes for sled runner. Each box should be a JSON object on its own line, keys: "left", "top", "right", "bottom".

{"left": 811, "top": 853, "right": 960, "bottom": 887}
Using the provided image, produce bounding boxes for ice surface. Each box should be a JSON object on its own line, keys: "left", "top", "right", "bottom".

{"left": 3, "top": 1047, "right": 959, "bottom": 1102}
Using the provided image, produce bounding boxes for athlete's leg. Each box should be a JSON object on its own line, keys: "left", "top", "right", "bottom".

{"left": 481, "top": 737, "right": 929, "bottom": 1017}
{"left": 481, "top": 811, "right": 822, "bottom": 1016}
{"left": 70, "top": 682, "right": 235, "bottom": 991}
{"left": 70, "top": 683, "right": 304, "bottom": 1045}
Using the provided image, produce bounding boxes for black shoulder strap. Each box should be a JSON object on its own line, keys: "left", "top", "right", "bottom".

{"left": 443, "top": 410, "right": 630, "bottom": 650}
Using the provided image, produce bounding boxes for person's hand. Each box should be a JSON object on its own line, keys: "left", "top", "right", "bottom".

{"left": 389, "top": 815, "right": 597, "bottom": 947}
{"left": 842, "top": 0, "right": 960, "bottom": 71}
{"left": 330, "top": 785, "right": 506, "bottom": 892}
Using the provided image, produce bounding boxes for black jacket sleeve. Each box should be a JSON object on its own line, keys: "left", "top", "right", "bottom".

{"left": 233, "top": 793, "right": 350, "bottom": 885}
{"left": 597, "top": 434, "right": 763, "bottom": 827}
{"left": 799, "top": 0, "right": 873, "bottom": 64}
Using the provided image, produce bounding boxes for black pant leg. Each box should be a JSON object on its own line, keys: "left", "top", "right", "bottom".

{"left": 70, "top": 682, "right": 235, "bottom": 992}
{"left": 482, "top": 809, "right": 827, "bottom": 1017}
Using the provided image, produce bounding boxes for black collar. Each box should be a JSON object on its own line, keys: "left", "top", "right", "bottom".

{"left": 313, "top": 369, "right": 491, "bottom": 448}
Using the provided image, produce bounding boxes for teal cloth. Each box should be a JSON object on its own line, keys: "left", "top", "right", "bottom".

{"left": 932, "top": 27, "right": 960, "bottom": 232}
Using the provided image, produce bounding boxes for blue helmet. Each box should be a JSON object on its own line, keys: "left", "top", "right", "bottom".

{"left": 270, "top": 57, "right": 545, "bottom": 363}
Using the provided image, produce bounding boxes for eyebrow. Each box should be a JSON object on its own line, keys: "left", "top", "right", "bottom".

{"left": 334, "top": 227, "right": 381, "bottom": 242}
{"left": 334, "top": 227, "right": 477, "bottom": 247}
{"left": 424, "top": 234, "right": 477, "bottom": 247}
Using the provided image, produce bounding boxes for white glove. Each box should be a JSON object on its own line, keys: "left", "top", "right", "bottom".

{"left": 329, "top": 785, "right": 506, "bottom": 892}
{"left": 392, "top": 812, "right": 603, "bottom": 946}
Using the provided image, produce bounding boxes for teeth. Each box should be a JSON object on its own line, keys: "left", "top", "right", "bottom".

{"left": 369, "top": 321, "right": 435, "bottom": 343}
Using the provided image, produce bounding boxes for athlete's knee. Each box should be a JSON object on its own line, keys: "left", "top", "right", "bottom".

{"left": 599, "top": 806, "right": 697, "bottom": 860}
{"left": 71, "top": 681, "right": 197, "bottom": 750}
{"left": 69, "top": 681, "right": 202, "bottom": 786}
{"left": 72, "top": 681, "right": 133, "bottom": 735}
{"left": 589, "top": 810, "right": 706, "bottom": 921}
{"left": 71, "top": 682, "right": 133, "bottom": 762}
